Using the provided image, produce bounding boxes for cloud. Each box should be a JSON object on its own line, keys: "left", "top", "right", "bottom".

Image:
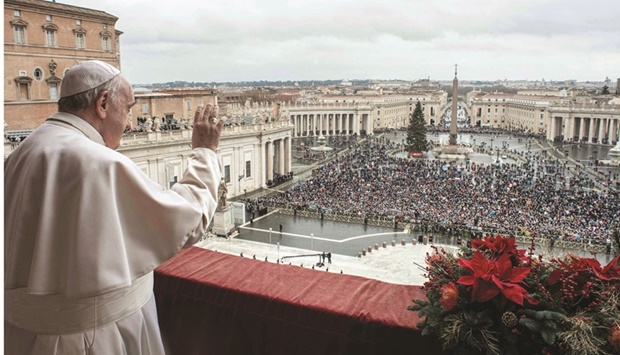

{"left": 63, "top": 0, "right": 620, "bottom": 83}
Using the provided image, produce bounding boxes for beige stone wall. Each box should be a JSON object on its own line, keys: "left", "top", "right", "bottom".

{"left": 131, "top": 91, "right": 217, "bottom": 126}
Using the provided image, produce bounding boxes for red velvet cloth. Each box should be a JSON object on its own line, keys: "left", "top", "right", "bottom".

{"left": 154, "top": 247, "right": 445, "bottom": 355}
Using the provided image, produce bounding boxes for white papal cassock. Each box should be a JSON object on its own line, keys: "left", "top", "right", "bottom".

{"left": 5, "top": 112, "right": 221, "bottom": 354}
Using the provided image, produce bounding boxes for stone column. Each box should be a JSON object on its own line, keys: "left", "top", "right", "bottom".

{"left": 267, "top": 141, "right": 273, "bottom": 183}
{"left": 579, "top": 117, "right": 586, "bottom": 141}
{"left": 325, "top": 114, "right": 330, "bottom": 136}
{"left": 611, "top": 118, "right": 618, "bottom": 143}
{"left": 273, "top": 140, "right": 280, "bottom": 175}
{"left": 299, "top": 115, "right": 308, "bottom": 135}
{"left": 548, "top": 116, "right": 558, "bottom": 140}
{"left": 325, "top": 113, "right": 328, "bottom": 134}
{"left": 314, "top": 114, "right": 318, "bottom": 134}
{"left": 314, "top": 114, "right": 318, "bottom": 135}
{"left": 588, "top": 118, "right": 597, "bottom": 143}
{"left": 319, "top": 114, "right": 323, "bottom": 135}
{"left": 278, "top": 139, "right": 285, "bottom": 174}
{"left": 334, "top": 113, "right": 339, "bottom": 134}
{"left": 598, "top": 118, "right": 606, "bottom": 143}
{"left": 284, "top": 137, "right": 291, "bottom": 174}
{"left": 366, "top": 113, "right": 373, "bottom": 134}
{"left": 345, "top": 114, "right": 350, "bottom": 135}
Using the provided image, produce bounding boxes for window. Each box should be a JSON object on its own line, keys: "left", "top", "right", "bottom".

{"left": 141, "top": 103, "right": 148, "bottom": 114}
{"left": 14, "top": 10, "right": 21, "bottom": 16}
{"left": 245, "top": 161, "right": 252, "bottom": 178}
{"left": 103, "top": 24, "right": 108, "bottom": 29}
{"left": 76, "top": 19, "right": 81, "bottom": 25}
{"left": 49, "top": 82, "right": 58, "bottom": 100}
{"left": 45, "top": 29, "right": 55, "bottom": 46}
{"left": 46, "top": 15, "right": 52, "bottom": 21}
{"left": 186, "top": 101, "right": 191, "bottom": 111}
{"left": 102, "top": 36, "right": 110, "bottom": 50}
{"left": 33, "top": 68, "right": 43, "bottom": 81}
{"left": 14, "top": 26, "right": 25, "bottom": 44}
{"left": 224, "top": 165, "right": 231, "bottom": 183}
{"left": 76, "top": 33, "right": 85, "bottom": 48}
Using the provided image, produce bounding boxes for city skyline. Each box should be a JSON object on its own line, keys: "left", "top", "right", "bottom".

{"left": 63, "top": 0, "right": 619, "bottom": 85}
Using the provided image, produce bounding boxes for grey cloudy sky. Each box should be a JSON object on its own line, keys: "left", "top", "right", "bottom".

{"left": 64, "top": 0, "right": 619, "bottom": 84}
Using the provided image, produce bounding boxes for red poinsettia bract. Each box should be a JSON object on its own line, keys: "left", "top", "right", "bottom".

{"left": 548, "top": 255, "right": 620, "bottom": 284}
{"left": 471, "top": 235, "right": 526, "bottom": 261}
{"left": 457, "top": 251, "right": 532, "bottom": 306}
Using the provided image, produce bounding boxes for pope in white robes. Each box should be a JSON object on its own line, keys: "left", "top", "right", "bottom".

{"left": 5, "top": 60, "right": 224, "bottom": 354}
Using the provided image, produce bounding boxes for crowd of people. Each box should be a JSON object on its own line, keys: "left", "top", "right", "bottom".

{"left": 257, "top": 138, "right": 619, "bottom": 243}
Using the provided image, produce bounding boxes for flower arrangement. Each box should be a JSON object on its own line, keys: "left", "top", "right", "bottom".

{"left": 409, "top": 235, "right": 620, "bottom": 355}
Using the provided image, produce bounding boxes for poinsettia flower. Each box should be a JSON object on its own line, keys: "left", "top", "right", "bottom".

{"left": 599, "top": 255, "right": 620, "bottom": 280}
{"left": 457, "top": 251, "right": 532, "bottom": 306}
{"left": 471, "top": 235, "right": 526, "bottom": 261}
{"left": 547, "top": 255, "right": 619, "bottom": 284}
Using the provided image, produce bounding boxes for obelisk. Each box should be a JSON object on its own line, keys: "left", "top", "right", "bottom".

{"left": 449, "top": 64, "right": 458, "bottom": 145}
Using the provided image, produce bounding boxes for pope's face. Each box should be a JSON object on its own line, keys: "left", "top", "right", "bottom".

{"left": 102, "top": 78, "right": 135, "bottom": 149}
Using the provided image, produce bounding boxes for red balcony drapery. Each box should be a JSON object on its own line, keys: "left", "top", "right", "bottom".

{"left": 154, "top": 247, "right": 444, "bottom": 355}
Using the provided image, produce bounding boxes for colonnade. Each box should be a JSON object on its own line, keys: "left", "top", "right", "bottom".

{"left": 549, "top": 115, "right": 620, "bottom": 144}
{"left": 290, "top": 112, "right": 366, "bottom": 137}
{"left": 264, "top": 136, "right": 291, "bottom": 184}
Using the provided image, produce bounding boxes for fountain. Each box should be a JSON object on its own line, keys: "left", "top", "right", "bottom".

{"left": 310, "top": 135, "right": 334, "bottom": 153}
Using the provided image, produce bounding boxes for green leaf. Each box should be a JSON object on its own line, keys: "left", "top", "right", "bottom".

{"left": 540, "top": 330, "right": 556, "bottom": 345}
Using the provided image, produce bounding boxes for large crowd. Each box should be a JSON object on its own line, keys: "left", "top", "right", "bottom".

{"left": 257, "top": 138, "right": 619, "bottom": 243}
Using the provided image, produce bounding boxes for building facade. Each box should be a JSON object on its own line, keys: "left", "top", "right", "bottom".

{"left": 131, "top": 89, "right": 218, "bottom": 129}
{"left": 4, "top": 0, "right": 122, "bottom": 130}
{"left": 285, "top": 92, "right": 447, "bottom": 137}
{"left": 547, "top": 102, "right": 620, "bottom": 144}
{"left": 468, "top": 92, "right": 551, "bottom": 133}
{"left": 119, "top": 120, "right": 293, "bottom": 197}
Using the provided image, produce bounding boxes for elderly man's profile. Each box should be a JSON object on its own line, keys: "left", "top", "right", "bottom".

{"left": 4, "top": 60, "right": 225, "bottom": 354}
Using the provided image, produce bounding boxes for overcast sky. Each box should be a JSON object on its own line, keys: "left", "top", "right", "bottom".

{"left": 63, "top": 0, "right": 619, "bottom": 84}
